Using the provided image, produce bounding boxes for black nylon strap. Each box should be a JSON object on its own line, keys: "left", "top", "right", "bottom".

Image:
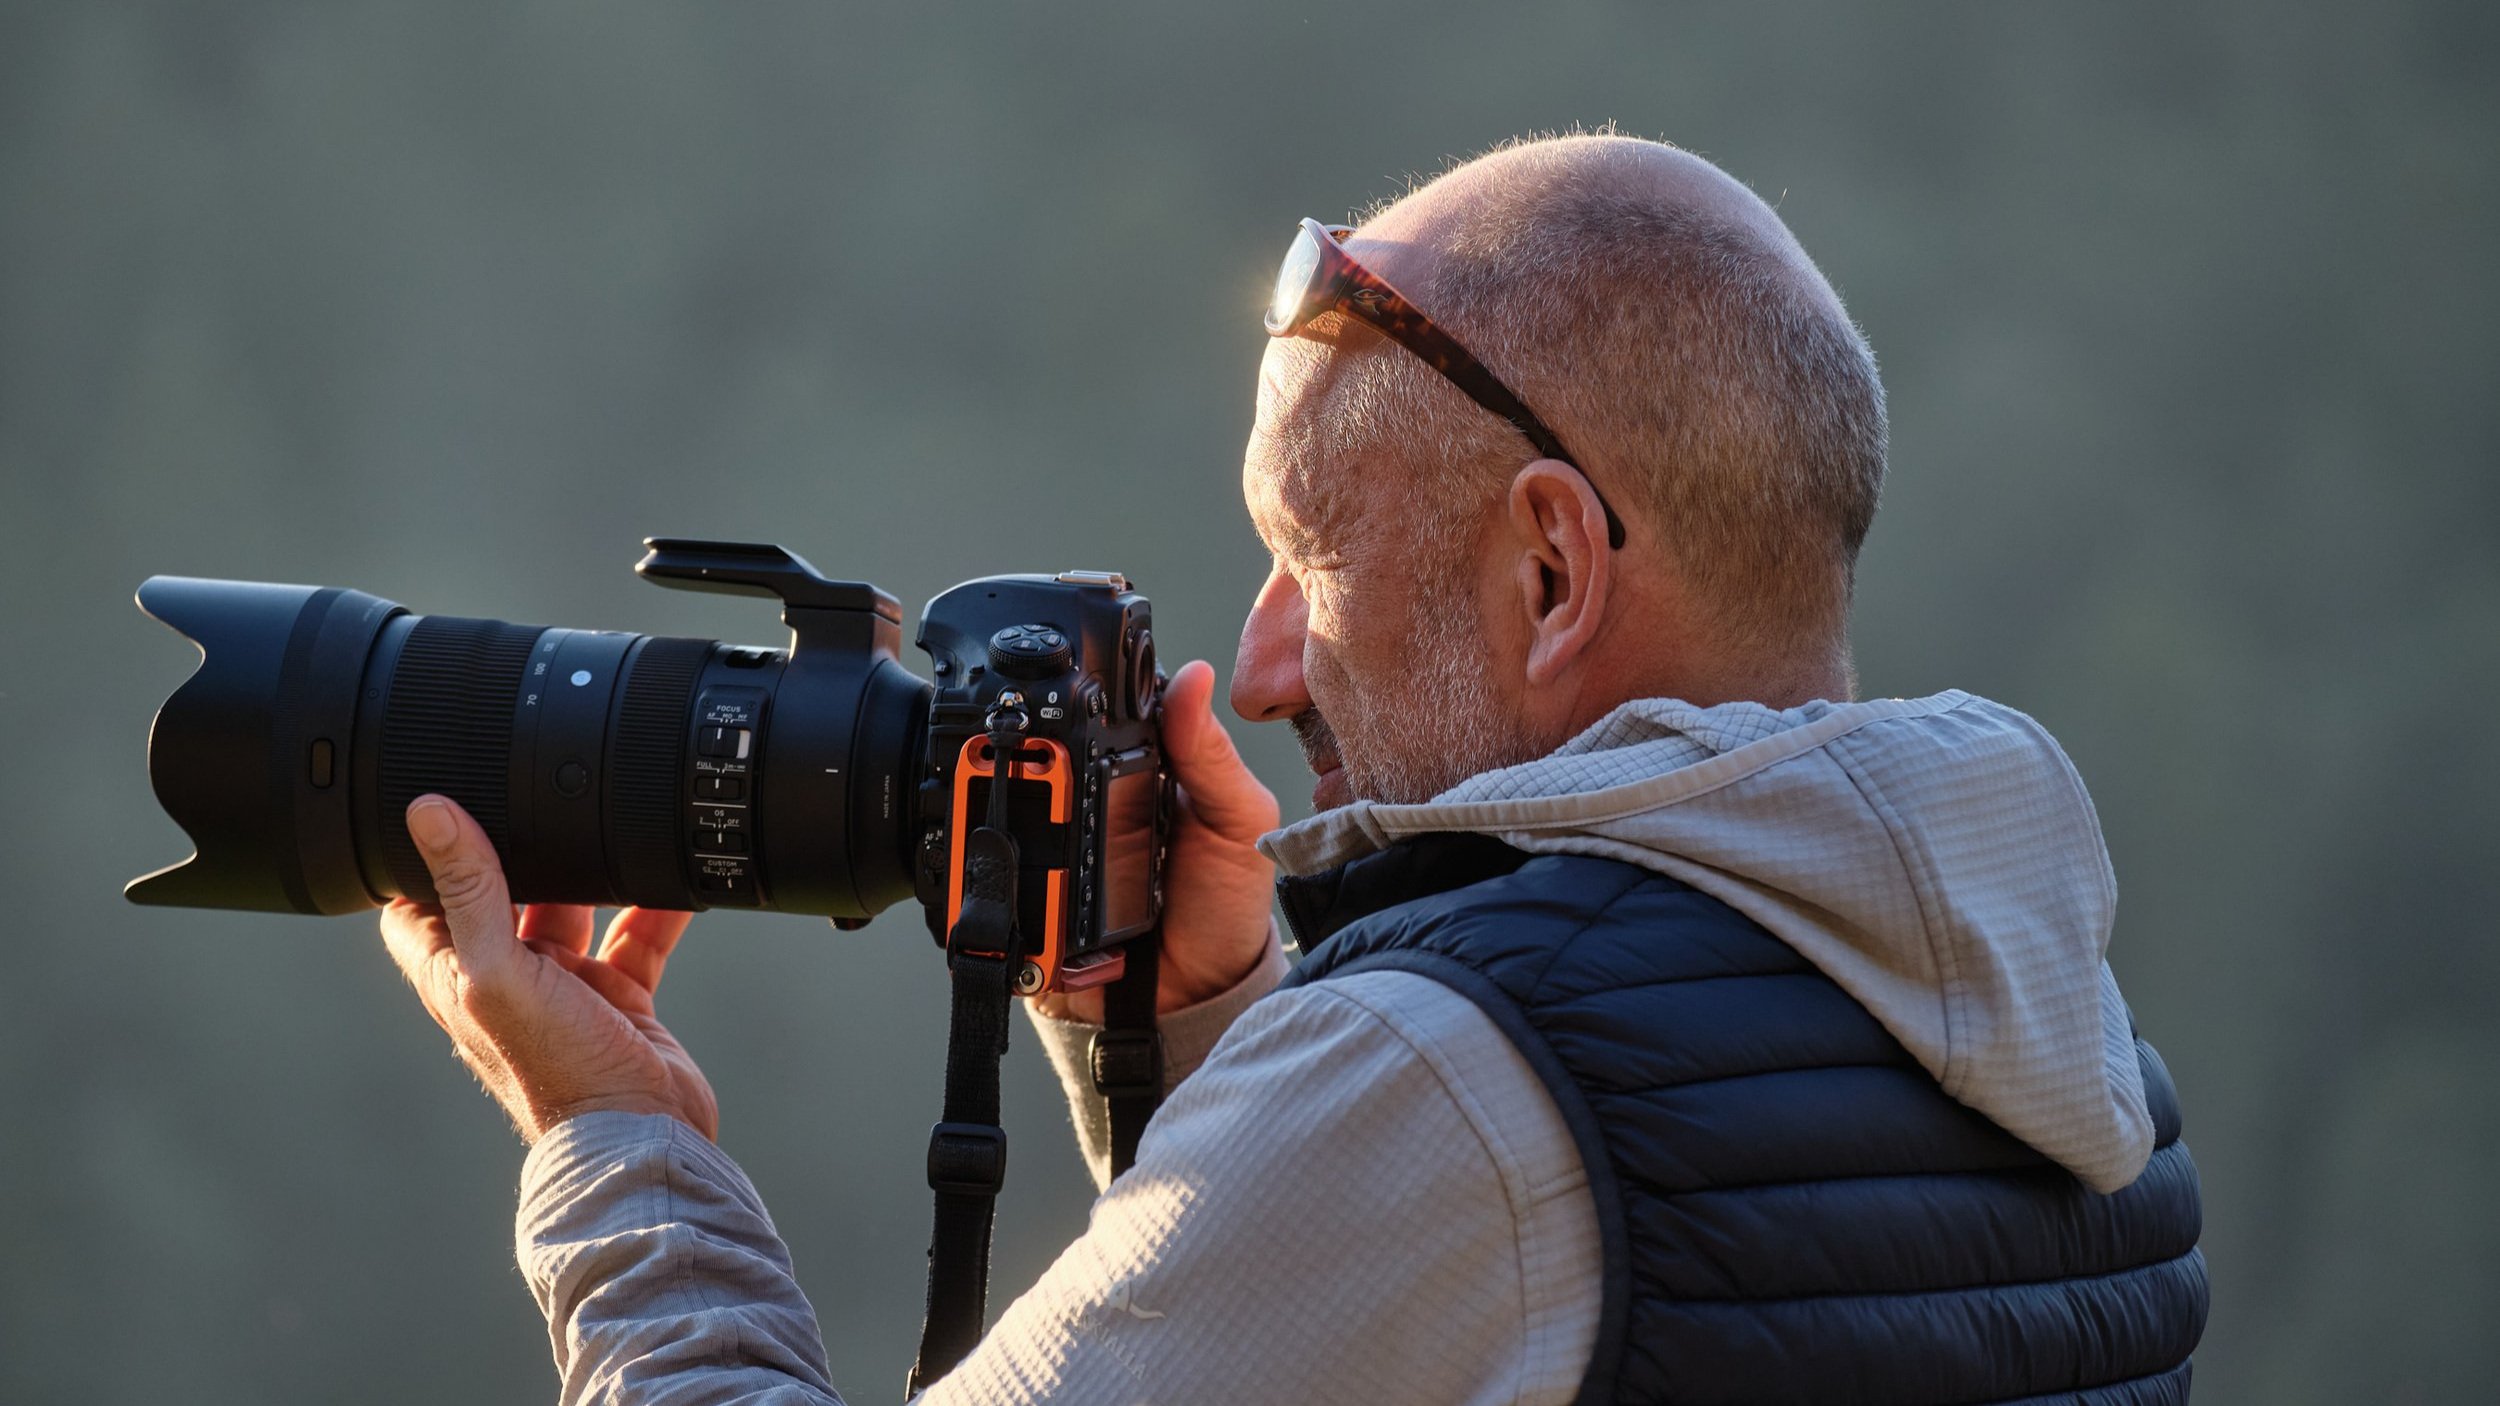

{"left": 910, "top": 782, "right": 1023, "bottom": 1396}
{"left": 1095, "top": 935, "right": 1163, "bottom": 1177}
{"left": 909, "top": 946, "right": 1013, "bottom": 1395}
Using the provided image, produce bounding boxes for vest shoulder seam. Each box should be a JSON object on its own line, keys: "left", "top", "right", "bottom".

{"left": 1580, "top": 1057, "right": 1925, "bottom": 1099}
{"left": 1637, "top": 1244, "right": 2207, "bottom": 1308}
{"left": 1534, "top": 966, "right": 1837, "bottom": 1008}
{"left": 1643, "top": 1139, "right": 2196, "bottom": 1203}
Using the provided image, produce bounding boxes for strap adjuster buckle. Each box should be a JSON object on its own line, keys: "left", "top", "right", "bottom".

{"left": 926, "top": 1122, "right": 1008, "bottom": 1196}
{"left": 1088, "top": 1028, "right": 1165, "bottom": 1101}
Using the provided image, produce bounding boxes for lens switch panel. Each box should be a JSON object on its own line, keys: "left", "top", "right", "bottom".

{"left": 688, "top": 686, "right": 766, "bottom": 905}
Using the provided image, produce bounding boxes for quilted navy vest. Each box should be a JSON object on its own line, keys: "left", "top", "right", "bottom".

{"left": 1276, "top": 832, "right": 2207, "bottom": 1406}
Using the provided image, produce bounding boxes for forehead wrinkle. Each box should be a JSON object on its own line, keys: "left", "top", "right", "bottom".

{"left": 1278, "top": 429, "right": 1390, "bottom": 563}
{"left": 1252, "top": 339, "right": 1383, "bottom": 557}
{"left": 1258, "top": 442, "right": 1350, "bottom": 561}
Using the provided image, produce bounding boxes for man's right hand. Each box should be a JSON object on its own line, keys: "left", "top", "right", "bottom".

{"left": 1043, "top": 659, "right": 1281, "bottom": 1025}
{"left": 379, "top": 794, "right": 719, "bottom": 1144}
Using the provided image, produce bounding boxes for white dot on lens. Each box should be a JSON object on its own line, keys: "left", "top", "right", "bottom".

{"left": 570, "top": 670, "right": 592, "bottom": 686}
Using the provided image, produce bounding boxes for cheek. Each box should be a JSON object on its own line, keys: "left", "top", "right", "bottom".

{"left": 1306, "top": 647, "right": 1359, "bottom": 730}
{"left": 1299, "top": 600, "right": 1355, "bottom": 711}
{"left": 1300, "top": 576, "right": 1400, "bottom": 715}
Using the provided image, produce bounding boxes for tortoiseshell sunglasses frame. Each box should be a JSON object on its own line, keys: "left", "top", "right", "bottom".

{"left": 1264, "top": 217, "right": 1626, "bottom": 549}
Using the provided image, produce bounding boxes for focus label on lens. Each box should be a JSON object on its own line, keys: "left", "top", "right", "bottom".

{"left": 686, "top": 684, "right": 764, "bottom": 910}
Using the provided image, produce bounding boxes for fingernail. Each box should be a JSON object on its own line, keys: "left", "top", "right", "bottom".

{"left": 408, "top": 798, "right": 457, "bottom": 854}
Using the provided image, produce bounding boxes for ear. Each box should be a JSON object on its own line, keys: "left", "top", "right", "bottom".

{"left": 1507, "top": 461, "right": 1613, "bottom": 687}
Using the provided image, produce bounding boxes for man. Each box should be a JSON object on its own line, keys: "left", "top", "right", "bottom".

{"left": 383, "top": 134, "right": 2208, "bottom": 1403}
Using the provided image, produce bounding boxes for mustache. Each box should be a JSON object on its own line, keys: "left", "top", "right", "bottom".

{"left": 1289, "top": 709, "right": 1341, "bottom": 773}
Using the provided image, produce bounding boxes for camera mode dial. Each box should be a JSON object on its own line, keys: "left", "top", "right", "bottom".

{"left": 988, "top": 624, "right": 1072, "bottom": 680}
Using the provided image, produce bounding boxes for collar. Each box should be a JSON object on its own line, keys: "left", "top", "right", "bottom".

{"left": 1258, "top": 692, "right": 1974, "bottom": 880}
{"left": 1273, "top": 831, "right": 1532, "bottom": 954}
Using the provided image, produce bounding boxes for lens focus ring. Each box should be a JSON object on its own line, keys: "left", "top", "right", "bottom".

{"left": 375, "top": 616, "right": 545, "bottom": 901}
{"left": 608, "top": 636, "right": 709, "bottom": 909}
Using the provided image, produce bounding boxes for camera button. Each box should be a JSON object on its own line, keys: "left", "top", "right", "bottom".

{"left": 696, "top": 774, "right": 745, "bottom": 802}
{"left": 989, "top": 624, "right": 1073, "bottom": 680}
{"left": 695, "top": 829, "right": 748, "bottom": 855}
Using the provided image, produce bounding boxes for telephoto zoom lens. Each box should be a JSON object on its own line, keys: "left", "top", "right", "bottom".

{"left": 126, "top": 571, "right": 930, "bottom": 921}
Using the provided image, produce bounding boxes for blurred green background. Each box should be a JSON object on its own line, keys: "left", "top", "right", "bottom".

{"left": 3, "top": 3, "right": 2495, "bottom": 1402}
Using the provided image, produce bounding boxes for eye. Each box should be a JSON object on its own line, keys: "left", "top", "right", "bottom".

{"left": 1279, "top": 548, "right": 1348, "bottom": 591}
{"left": 1294, "top": 558, "right": 1356, "bottom": 621}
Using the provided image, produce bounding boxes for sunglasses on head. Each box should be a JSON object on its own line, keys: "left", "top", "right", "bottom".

{"left": 1264, "top": 217, "right": 1626, "bottom": 550}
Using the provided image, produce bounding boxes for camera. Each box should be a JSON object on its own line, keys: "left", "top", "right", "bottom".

{"left": 125, "top": 538, "right": 1169, "bottom": 994}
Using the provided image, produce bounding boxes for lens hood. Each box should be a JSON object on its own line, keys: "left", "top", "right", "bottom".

{"left": 127, "top": 576, "right": 405, "bottom": 913}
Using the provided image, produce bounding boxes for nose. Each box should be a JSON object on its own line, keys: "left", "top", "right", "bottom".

{"left": 1231, "top": 565, "right": 1312, "bottom": 724}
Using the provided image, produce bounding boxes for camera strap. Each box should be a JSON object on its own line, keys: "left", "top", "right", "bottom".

{"left": 1094, "top": 936, "right": 1163, "bottom": 1173}
{"left": 909, "top": 727, "right": 1168, "bottom": 1398}
{"left": 912, "top": 823, "right": 1020, "bottom": 1398}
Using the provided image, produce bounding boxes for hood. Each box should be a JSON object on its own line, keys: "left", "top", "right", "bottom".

{"left": 1258, "top": 689, "right": 2155, "bottom": 1194}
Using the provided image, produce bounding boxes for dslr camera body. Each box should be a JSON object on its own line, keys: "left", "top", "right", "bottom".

{"left": 127, "top": 538, "right": 1169, "bottom": 996}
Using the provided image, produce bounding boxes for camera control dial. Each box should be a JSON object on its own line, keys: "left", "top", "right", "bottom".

{"left": 988, "top": 624, "right": 1072, "bottom": 680}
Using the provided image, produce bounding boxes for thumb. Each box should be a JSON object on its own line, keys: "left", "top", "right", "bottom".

{"left": 406, "top": 795, "right": 518, "bottom": 977}
{"left": 1160, "top": 660, "right": 1279, "bottom": 840}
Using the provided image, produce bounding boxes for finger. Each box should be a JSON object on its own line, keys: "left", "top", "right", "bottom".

{"left": 378, "top": 897, "right": 453, "bottom": 987}
{"left": 405, "top": 795, "right": 520, "bottom": 983}
{"left": 378, "top": 898, "right": 468, "bottom": 1035}
{"left": 1159, "top": 660, "right": 1280, "bottom": 838}
{"left": 597, "top": 907, "right": 695, "bottom": 995}
{"left": 526, "top": 938, "right": 652, "bottom": 1011}
{"left": 517, "top": 904, "right": 596, "bottom": 955}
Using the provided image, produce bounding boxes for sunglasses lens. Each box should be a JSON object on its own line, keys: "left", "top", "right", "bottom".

{"left": 1266, "top": 226, "right": 1324, "bottom": 334}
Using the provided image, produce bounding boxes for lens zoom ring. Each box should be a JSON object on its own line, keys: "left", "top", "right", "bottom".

{"left": 376, "top": 616, "right": 544, "bottom": 900}
{"left": 609, "top": 636, "right": 708, "bottom": 908}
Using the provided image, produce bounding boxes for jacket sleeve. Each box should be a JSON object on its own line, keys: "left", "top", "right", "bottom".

{"left": 518, "top": 1112, "right": 846, "bottom": 1405}
{"left": 1023, "top": 929, "right": 1291, "bottom": 1190}
{"left": 517, "top": 971, "right": 1600, "bottom": 1406}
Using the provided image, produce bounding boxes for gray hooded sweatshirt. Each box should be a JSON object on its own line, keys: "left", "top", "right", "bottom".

{"left": 513, "top": 689, "right": 2152, "bottom": 1403}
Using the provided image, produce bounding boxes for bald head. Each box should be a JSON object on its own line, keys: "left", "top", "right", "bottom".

{"left": 1268, "top": 134, "right": 1886, "bottom": 698}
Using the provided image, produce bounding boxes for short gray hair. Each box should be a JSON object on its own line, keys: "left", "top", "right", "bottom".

{"left": 1312, "top": 135, "right": 1888, "bottom": 683}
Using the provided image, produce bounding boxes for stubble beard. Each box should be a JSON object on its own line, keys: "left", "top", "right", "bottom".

{"left": 1292, "top": 581, "right": 1528, "bottom": 809}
